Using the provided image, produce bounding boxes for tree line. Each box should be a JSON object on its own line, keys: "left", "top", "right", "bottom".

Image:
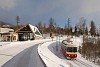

{"left": 35, "top": 17, "right": 99, "bottom": 37}
{"left": 0, "top": 17, "right": 99, "bottom": 37}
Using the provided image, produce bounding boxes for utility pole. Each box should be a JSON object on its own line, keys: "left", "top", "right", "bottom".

{"left": 16, "top": 16, "right": 20, "bottom": 29}
{"left": 67, "top": 18, "right": 70, "bottom": 35}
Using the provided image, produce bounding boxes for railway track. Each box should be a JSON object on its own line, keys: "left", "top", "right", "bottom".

{"left": 72, "top": 59, "right": 92, "bottom": 67}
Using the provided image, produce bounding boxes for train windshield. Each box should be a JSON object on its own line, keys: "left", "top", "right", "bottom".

{"left": 67, "top": 47, "right": 77, "bottom": 52}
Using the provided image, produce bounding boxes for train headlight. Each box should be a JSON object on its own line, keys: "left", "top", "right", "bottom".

{"left": 75, "top": 54, "right": 77, "bottom": 56}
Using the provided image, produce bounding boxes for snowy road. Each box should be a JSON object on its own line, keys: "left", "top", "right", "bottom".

{"left": 0, "top": 39, "right": 52, "bottom": 67}
{"left": 1, "top": 44, "right": 45, "bottom": 67}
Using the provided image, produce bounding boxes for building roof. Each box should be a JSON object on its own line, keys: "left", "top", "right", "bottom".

{"left": 0, "top": 28, "right": 14, "bottom": 33}
{"left": 15, "top": 24, "right": 42, "bottom": 37}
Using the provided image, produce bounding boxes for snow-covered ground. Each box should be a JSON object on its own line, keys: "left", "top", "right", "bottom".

{"left": 38, "top": 41, "right": 70, "bottom": 67}
{"left": 0, "top": 39, "right": 53, "bottom": 66}
{"left": 38, "top": 36, "right": 100, "bottom": 67}
{"left": 0, "top": 35, "right": 100, "bottom": 67}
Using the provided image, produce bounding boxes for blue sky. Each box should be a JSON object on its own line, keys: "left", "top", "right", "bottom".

{"left": 0, "top": 0, "right": 100, "bottom": 28}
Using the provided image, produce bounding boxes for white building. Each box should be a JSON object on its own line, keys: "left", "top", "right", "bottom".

{"left": 15, "top": 24, "right": 42, "bottom": 41}
{"left": 0, "top": 28, "right": 18, "bottom": 41}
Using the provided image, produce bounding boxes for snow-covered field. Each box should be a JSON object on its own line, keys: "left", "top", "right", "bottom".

{"left": 0, "top": 36, "right": 100, "bottom": 67}
{"left": 38, "top": 36, "right": 100, "bottom": 67}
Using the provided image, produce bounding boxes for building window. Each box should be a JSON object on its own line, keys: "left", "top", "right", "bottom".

{"left": 7, "top": 36, "right": 10, "bottom": 41}
{"left": 13, "top": 36, "right": 16, "bottom": 40}
{"left": 35, "top": 31, "right": 41, "bottom": 35}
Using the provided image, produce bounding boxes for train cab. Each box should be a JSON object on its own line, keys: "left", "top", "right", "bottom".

{"left": 61, "top": 38, "right": 77, "bottom": 60}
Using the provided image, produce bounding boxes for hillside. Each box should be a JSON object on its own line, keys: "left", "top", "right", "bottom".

{"left": 0, "top": 21, "right": 14, "bottom": 28}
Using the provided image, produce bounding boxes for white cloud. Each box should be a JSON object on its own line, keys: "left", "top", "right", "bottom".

{"left": 0, "top": 0, "right": 16, "bottom": 9}
{"left": 80, "top": 0, "right": 100, "bottom": 15}
{"left": 0, "top": 0, "right": 100, "bottom": 26}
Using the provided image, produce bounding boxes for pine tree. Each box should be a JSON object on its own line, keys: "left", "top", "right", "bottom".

{"left": 48, "top": 18, "right": 55, "bottom": 33}
{"left": 85, "top": 26, "right": 88, "bottom": 35}
{"left": 90, "top": 21, "right": 96, "bottom": 36}
{"left": 74, "top": 26, "right": 77, "bottom": 34}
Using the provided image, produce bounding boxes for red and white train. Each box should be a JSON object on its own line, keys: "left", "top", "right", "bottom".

{"left": 61, "top": 39, "right": 77, "bottom": 59}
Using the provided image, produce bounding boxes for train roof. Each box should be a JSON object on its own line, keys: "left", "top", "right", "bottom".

{"left": 62, "top": 40, "right": 77, "bottom": 47}
{"left": 62, "top": 40, "right": 73, "bottom": 45}
{"left": 66, "top": 44, "right": 77, "bottom": 47}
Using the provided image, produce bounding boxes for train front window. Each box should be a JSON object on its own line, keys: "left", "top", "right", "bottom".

{"left": 73, "top": 47, "right": 77, "bottom": 52}
{"left": 67, "top": 47, "right": 72, "bottom": 52}
{"left": 67, "top": 47, "right": 77, "bottom": 52}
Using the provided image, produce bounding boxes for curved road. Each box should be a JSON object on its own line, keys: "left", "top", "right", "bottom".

{"left": 1, "top": 44, "right": 45, "bottom": 67}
